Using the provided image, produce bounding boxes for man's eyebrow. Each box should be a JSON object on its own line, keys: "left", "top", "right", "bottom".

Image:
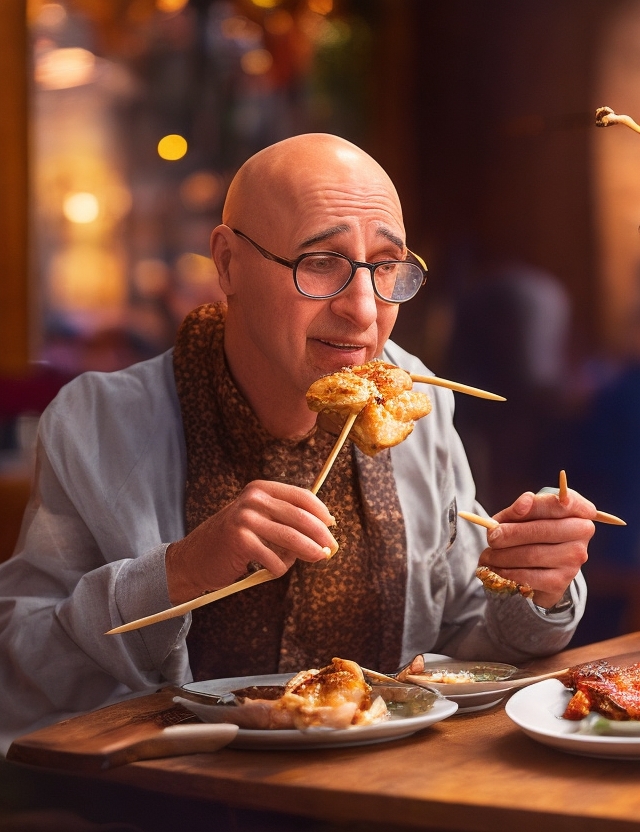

{"left": 298, "top": 225, "right": 405, "bottom": 250}
{"left": 377, "top": 228, "right": 405, "bottom": 249}
{"left": 298, "top": 225, "right": 350, "bottom": 249}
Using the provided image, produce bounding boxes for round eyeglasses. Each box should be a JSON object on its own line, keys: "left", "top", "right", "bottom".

{"left": 232, "top": 229, "right": 427, "bottom": 304}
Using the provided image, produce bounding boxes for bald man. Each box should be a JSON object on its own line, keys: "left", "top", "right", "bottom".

{"left": 0, "top": 134, "right": 594, "bottom": 751}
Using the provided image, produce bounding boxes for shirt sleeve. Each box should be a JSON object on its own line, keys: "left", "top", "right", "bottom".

{"left": 0, "top": 358, "right": 192, "bottom": 755}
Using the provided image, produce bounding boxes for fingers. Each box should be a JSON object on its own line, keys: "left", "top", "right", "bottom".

{"left": 486, "top": 516, "right": 595, "bottom": 551}
{"left": 166, "top": 480, "right": 340, "bottom": 604}
{"left": 234, "top": 481, "right": 339, "bottom": 564}
{"left": 493, "top": 489, "right": 597, "bottom": 524}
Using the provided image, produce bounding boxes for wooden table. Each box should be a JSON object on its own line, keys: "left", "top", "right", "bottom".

{"left": 8, "top": 632, "right": 640, "bottom": 832}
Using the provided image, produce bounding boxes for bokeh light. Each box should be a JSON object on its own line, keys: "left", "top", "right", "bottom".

{"left": 49, "top": 244, "right": 126, "bottom": 311}
{"left": 157, "top": 134, "right": 188, "bottom": 160}
{"left": 179, "top": 171, "right": 224, "bottom": 212}
{"left": 155, "top": 0, "right": 189, "bottom": 12}
{"left": 250, "top": 0, "right": 283, "bottom": 8}
{"left": 308, "top": 0, "right": 333, "bottom": 14}
{"left": 35, "top": 47, "right": 95, "bottom": 90}
{"left": 264, "top": 10, "right": 294, "bottom": 35}
{"left": 241, "top": 49, "right": 274, "bottom": 76}
{"left": 63, "top": 192, "right": 99, "bottom": 224}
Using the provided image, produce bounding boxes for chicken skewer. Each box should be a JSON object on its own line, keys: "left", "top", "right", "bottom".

{"left": 108, "top": 362, "right": 502, "bottom": 635}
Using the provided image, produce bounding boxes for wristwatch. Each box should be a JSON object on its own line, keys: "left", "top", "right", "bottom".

{"left": 533, "top": 586, "right": 573, "bottom": 616}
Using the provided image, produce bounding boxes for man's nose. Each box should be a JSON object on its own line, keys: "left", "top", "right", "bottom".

{"left": 329, "top": 266, "right": 378, "bottom": 328}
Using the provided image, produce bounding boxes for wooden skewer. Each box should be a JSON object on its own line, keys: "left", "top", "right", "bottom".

{"left": 558, "top": 470, "right": 625, "bottom": 525}
{"left": 595, "top": 106, "right": 640, "bottom": 134}
{"left": 410, "top": 374, "right": 505, "bottom": 401}
{"left": 107, "top": 412, "right": 359, "bottom": 636}
{"left": 310, "top": 411, "right": 358, "bottom": 495}
{"left": 594, "top": 509, "right": 627, "bottom": 526}
{"left": 458, "top": 511, "right": 498, "bottom": 530}
{"left": 558, "top": 469, "right": 568, "bottom": 504}
{"left": 459, "top": 507, "right": 626, "bottom": 530}
{"left": 105, "top": 569, "right": 277, "bottom": 635}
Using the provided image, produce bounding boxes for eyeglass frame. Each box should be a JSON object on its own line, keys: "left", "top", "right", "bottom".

{"left": 231, "top": 228, "right": 427, "bottom": 304}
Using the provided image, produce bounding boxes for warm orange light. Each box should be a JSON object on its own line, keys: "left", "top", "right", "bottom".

{"left": 308, "top": 0, "right": 333, "bottom": 14}
{"left": 264, "top": 10, "right": 294, "bottom": 35}
{"left": 241, "top": 49, "right": 273, "bottom": 76}
{"left": 31, "top": 2, "right": 67, "bottom": 27}
{"left": 179, "top": 171, "right": 224, "bottom": 212}
{"left": 155, "top": 0, "right": 189, "bottom": 12}
{"left": 250, "top": 0, "right": 282, "bottom": 8}
{"left": 63, "top": 192, "right": 100, "bottom": 224}
{"left": 49, "top": 244, "right": 126, "bottom": 311}
{"left": 35, "top": 47, "right": 95, "bottom": 90}
{"left": 157, "top": 134, "right": 188, "bottom": 160}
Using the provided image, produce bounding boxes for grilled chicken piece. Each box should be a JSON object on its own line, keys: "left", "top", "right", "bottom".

{"left": 559, "top": 660, "right": 640, "bottom": 721}
{"left": 207, "top": 657, "right": 390, "bottom": 731}
{"left": 306, "top": 361, "right": 432, "bottom": 457}
{"left": 475, "top": 565, "right": 534, "bottom": 599}
{"left": 282, "top": 657, "right": 387, "bottom": 728}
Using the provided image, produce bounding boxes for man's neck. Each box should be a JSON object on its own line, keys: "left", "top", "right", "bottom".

{"left": 223, "top": 345, "right": 316, "bottom": 441}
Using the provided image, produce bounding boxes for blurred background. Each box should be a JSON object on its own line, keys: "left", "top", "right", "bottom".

{"left": 3, "top": 0, "right": 640, "bottom": 643}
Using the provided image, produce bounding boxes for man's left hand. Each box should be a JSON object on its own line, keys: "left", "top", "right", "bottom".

{"left": 476, "top": 489, "right": 596, "bottom": 609}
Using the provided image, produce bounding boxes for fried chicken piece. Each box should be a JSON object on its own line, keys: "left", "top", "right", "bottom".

{"left": 305, "top": 371, "right": 378, "bottom": 415}
{"left": 475, "top": 565, "right": 534, "bottom": 599}
{"left": 282, "top": 657, "right": 386, "bottom": 728}
{"left": 306, "top": 361, "right": 432, "bottom": 457}
{"left": 212, "top": 657, "right": 389, "bottom": 731}
{"left": 559, "top": 660, "right": 640, "bottom": 721}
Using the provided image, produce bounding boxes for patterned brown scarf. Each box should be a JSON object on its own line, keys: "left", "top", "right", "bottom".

{"left": 173, "top": 303, "right": 407, "bottom": 679}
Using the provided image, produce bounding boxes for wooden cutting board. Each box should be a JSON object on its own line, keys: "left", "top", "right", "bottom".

{"left": 6, "top": 686, "right": 237, "bottom": 771}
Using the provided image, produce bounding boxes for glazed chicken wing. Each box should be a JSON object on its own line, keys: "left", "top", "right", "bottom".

{"left": 559, "top": 660, "right": 640, "bottom": 721}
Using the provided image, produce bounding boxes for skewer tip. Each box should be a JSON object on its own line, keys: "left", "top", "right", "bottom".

{"left": 558, "top": 470, "right": 568, "bottom": 504}
{"left": 458, "top": 510, "right": 499, "bottom": 530}
{"left": 594, "top": 510, "right": 627, "bottom": 526}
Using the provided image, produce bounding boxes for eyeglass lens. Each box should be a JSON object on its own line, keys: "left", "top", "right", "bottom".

{"left": 295, "top": 254, "right": 423, "bottom": 302}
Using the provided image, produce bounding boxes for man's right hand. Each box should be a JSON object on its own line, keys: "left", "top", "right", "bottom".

{"left": 165, "top": 480, "right": 338, "bottom": 605}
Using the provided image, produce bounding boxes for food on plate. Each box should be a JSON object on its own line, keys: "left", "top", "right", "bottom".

{"left": 190, "top": 658, "right": 390, "bottom": 731}
{"left": 559, "top": 659, "right": 640, "bottom": 721}
{"left": 475, "top": 565, "right": 534, "bottom": 600}
{"left": 396, "top": 654, "right": 516, "bottom": 685}
{"left": 306, "top": 360, "right": 432, "bottom": 456}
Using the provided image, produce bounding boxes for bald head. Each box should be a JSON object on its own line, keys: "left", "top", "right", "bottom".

{"left": 222, "top": 134, "right": 402, "bottom": 244}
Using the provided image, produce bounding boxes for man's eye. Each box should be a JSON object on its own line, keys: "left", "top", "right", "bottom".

{"left": 375, "top": 262, "right": 400, "bottom": 276}
{"left": 304, "top": 256, "right": 339, "bottom": 273}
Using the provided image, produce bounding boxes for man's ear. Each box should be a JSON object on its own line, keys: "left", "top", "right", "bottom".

{"left": 210, "top": 225, "right": 234, "bottom": 295}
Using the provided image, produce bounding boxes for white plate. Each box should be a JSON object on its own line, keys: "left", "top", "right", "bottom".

{"left": 505, "top": 679, "right": 640, "bottom": 759}
{"left": 178, "top": 673, "right": 457, "bottom": 750}
{"left": 400, "top": 654, "right": 516, "bottom": 712}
